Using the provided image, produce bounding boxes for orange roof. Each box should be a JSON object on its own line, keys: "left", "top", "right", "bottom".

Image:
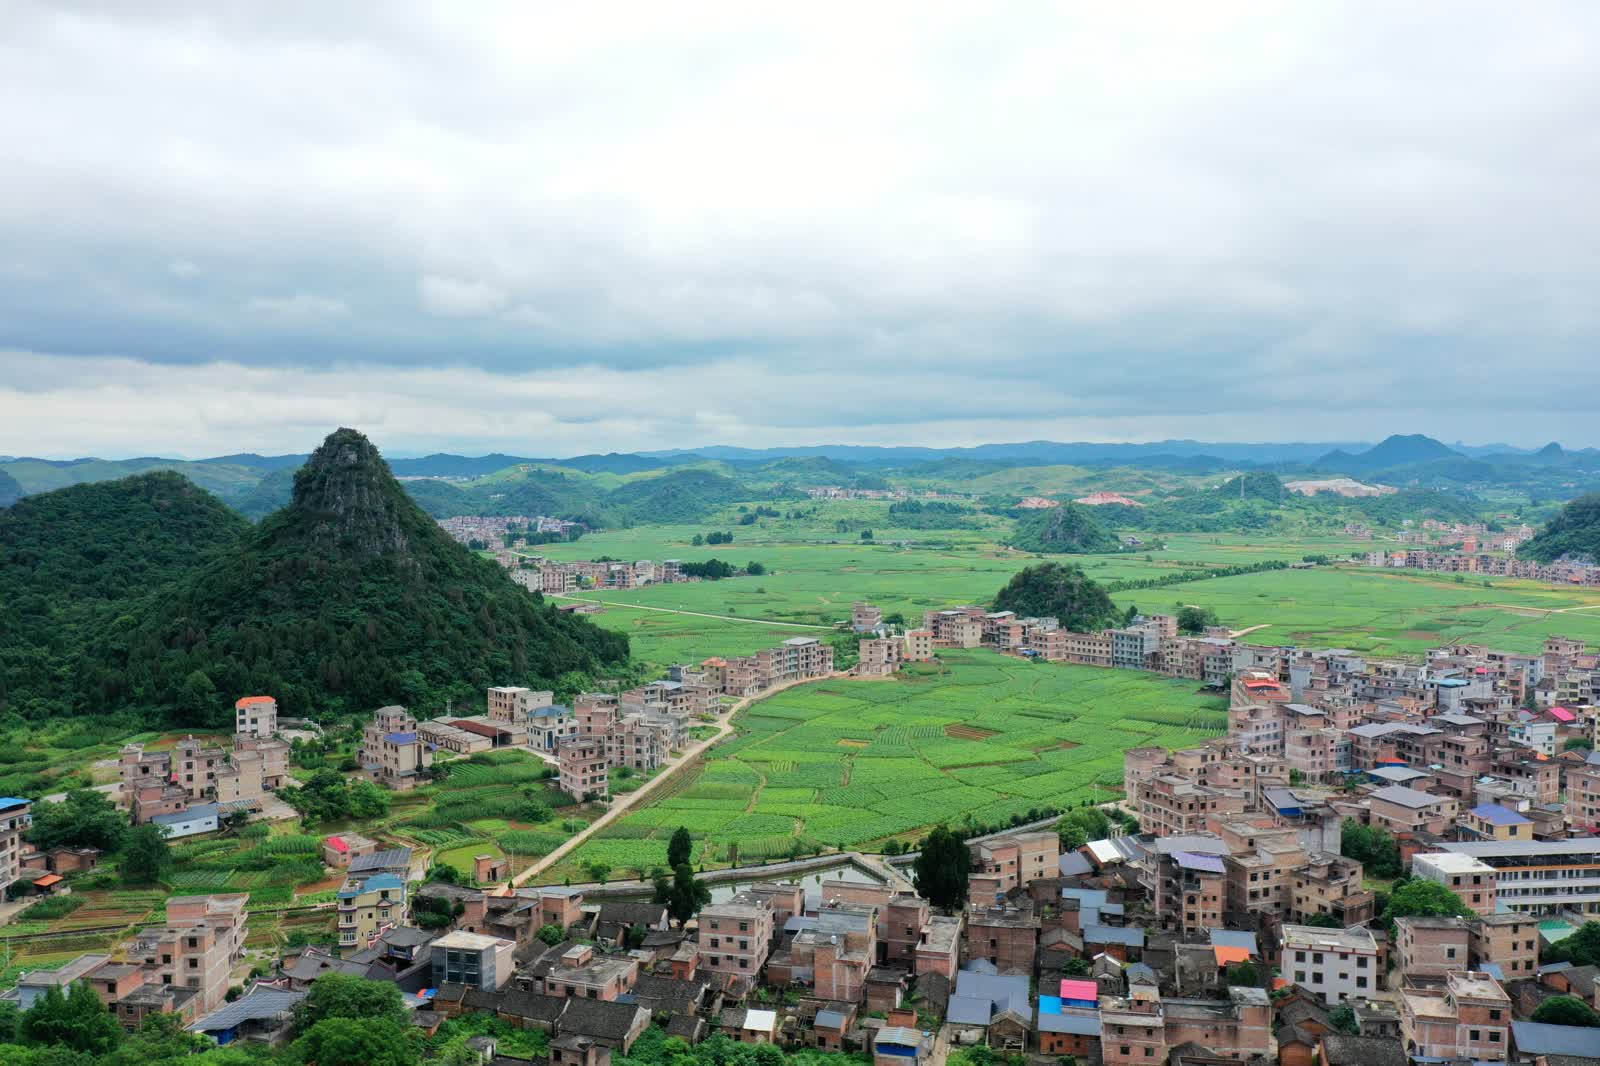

{"left": 34, "top": 873, "right": 63, "bottom": 888}
{"left": 235, "top": 695, "right": 275, "bottom": 707}
{"left": 1214, "top": 945, "right": 1251, "bottom": 966}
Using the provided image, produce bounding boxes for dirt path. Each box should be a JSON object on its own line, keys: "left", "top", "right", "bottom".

{"left": 511, "top": 672, "right": 845, "bottom": 887}
{"left": 547, "top": 595, "right": 829, "bottom": 629}
{"left": 1229, "top": 623, "right": 1273, "bottom": 638}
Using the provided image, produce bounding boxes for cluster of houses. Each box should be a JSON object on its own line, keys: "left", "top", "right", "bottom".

{"left": 1361, "top": 548, "right": 1600, "bottom": 585}
{"left": 117, "top": 696, "right": 292, "bottom": 838}
{"left": 509, "top": 557, "right": 697, "bottom": 594}
{"left": 438, "top": 514, "right": 582, "bottom": 546}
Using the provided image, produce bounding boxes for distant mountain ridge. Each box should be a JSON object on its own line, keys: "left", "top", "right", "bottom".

{"left": 1315, "top": 434, "right": 1464, "bottom": 474}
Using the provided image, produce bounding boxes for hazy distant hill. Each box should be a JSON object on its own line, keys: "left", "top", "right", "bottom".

{"left": 0, "top": 469, "right": 22, "bottom": 507}
{"left": 1316, "top": 434, "right": 1462, "bottom": 474}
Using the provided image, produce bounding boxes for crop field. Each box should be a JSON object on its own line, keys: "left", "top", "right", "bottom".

{"left": 547, "top": 650, "right": 1224, "bottom": 881}
{"left": 1118, "top": 565, "right": 1600, "bottom": 656}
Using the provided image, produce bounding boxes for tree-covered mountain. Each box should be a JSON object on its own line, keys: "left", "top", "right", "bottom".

{"left": 1519, "top": 493, "right": 1600, "bottom": 564}
{"left": 1008, "top": 502, "right": 1122, "bottom": 553}
{"left": 103, "top": 428, "right": 630, "bottom": 726}
{"left": 993, "top": 562, "right": 1118, "bottom": 631}
{"left": 0, "top": 473, "right": 250, "bottom": 720}
{"left": 0, "top": 469, "right": 22, "bottom": 507}
{"left": 606, "top": 469, "right": 748, "bottom": 523}
{"left": 1317, "top": 434, "right": 1461, "bottom": 473}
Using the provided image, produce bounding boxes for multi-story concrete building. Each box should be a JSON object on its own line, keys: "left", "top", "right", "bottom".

{"left": 1368, "top": 785, "right": 1459, "bottom": 835}
{"left": 1395, "top": 915, "right": 1470, "bottom": 980}
{"left": 129, "top": 893, "right": 249, "bottom": 1014}
{"left": 233, "top": 695, "right": 277, "bottom": 738}
{"left": 970, "top": 831, "right": 1059, "bottom": 893}
{"left": 1413, "top": 851, "right": 1498, "bottom": 914}
{"left": 1399, "top": 970, "right": 1510, "bottom": 1062}
{"left": 529, "top": 703, "right": 579, "bottom": 753}
{"left": 903, "top": 629, "right": 935, "bottom": 663}
{"left": 336, "top": 872, "right": 406, "bottom": 950}
{"left": 698, "top": 894, "right": 774, "bottom": 987}
{"left": 1468, "top": 912, "right": 1539, "bottom": 981}
{"left": 429, "top": 929, "right": 516, "bottom": 990}
{"left": 852, "top": 601, "right": 884, "bottom": 632}
{"left": 358, "top": 706, "right": 433, "bottom": 790}
{"left": 1137, "top": 774, "right": 1245, "bottom": 837}
{"left": 487, "top": 686, "right": 554, "bottom": 723}
{"left": 1567, "top": 752, "right": 1600, "bottom": 833}
{"left": 857, "top": 637, "right": 903, "bottom": 677}
{"left": 558, "top": 735, "right": 608, "bottom": 800}
{"left": 1280, "top": 924, "right": 1379, "bottom": 1005}
{"left": 1140, "top": 840, "right": 1227, "bottom": 940}
{"left": 1099, "top": 987, "right": 1271, "bottom": 1066}
{"left": 1426, "top": 838, "right": 1600, "bottom": 915}
{"left": 0, "top": 796, "right": 33, "bottom": 898}
{"left": 963, "top": 897, "right": 1040, "bottom": 975}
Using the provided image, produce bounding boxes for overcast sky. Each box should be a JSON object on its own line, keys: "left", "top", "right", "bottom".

{"left": 3, "top": 2, "right": 1597, "bottom": 458}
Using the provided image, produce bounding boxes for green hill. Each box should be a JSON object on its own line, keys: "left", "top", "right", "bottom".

{"left": 0, "top": 469, "right": 21, "bottom": 507}
{"left": 1519, "top": 493, "right": 1600, "bottom": 564}
{"left": 1009, "top": 502, "right": 1122, "bottom": 553}
{"left": 0, "top": 473, "right": 250, "bottom": 719}
{"left": 993, "top": 562, "right": 1118, "bottom": 631}
{"left": 96, "top": 429, "right": 630, "bottom": 726}
{"left": 606, "top": 469, "right": 747, "bottom": 523}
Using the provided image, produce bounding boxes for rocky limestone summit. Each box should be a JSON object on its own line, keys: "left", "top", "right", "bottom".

{"left": 280, "top": 427, "right": 415, "bottom": 561}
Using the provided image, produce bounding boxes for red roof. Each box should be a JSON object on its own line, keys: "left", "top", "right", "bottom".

{"left": 450, "top": 719, "right": 505, "bottom": 739}
{"left": 235, "top": 695, "right": 275, "bottom": 707}
{"left": 1243, "top": 679, "right": 1280, "bottom": 690}
{"left": 1549, "top": 706, "right": 1577, "bottom": 723}
{"left": 326, "top": 835, "right": 348, "bottom": 853}
{"left": 1060, "top": 979, "right": 1098, "bottom": 1002}
{"left": 34, "top": 874, "right": 63, "bottom": 888}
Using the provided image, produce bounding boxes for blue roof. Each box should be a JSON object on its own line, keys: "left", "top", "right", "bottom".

{"left": 1174, "top": 851, "right": 1226, "bottom": 874}
{"left": 1475, "top": 962, "right": 1506, "bottom": 981}
{"left": 814, "top": 1009, "right": 849, "bottom": 1029}
{"left": 533, "top": 704, "right": 571, "bottom": 717}
{"left": 1469, "top": 803, "right": 1531, "bottom": 826}
{"left": 1511, "top": 1021, "right": 1600, "bottom": 1056}
{"left": 1036, "top": 1000, "right": 1099, "bottom": 1035}
{"left": 385, "top": 731, "right": 418, "bottom": 744}
{"left": 1211, "top": 929, "right": 1258, "bottom": 953}
{"left": 0, "top": 797, "right": 31, "bottom": 810}
{"left": 1084, "top": 924, "right": 1144, "bottom": 947}
{"left": 153, "top": 803, "right": 218, "bottom": 824}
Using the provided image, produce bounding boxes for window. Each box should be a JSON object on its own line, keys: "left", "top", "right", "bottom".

{"left": 1470, "top": 1030, "right": 1480, "bottom": 1041}
{"left": 1356, "top": 976, "right": 1367, "bottom": 988}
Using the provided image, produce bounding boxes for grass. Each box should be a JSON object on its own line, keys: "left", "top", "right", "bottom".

{"left": 544, "top": 648, "right": 1223, "bottom": 882}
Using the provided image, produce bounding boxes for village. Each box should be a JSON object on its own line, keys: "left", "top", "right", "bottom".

{"left": 2, "top": 591, "right": 1600, "bottom": 1063}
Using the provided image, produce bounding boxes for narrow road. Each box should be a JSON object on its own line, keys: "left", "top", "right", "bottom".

{"left": 1228, "top": 623, "right": 1273, "bottom": 638}
{"left": 511, "top": 672, "right": 845, "bottom": 887}
{"left": 548, "top": 595, "right": 830, "bottom": 630}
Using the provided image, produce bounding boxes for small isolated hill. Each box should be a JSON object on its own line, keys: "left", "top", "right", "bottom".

{"left": 106, "top": 428, "right": 630, "bottom": 726}
{"left": 1009, "top": 501, "right": 1121, "bottom": 554}
{"left": 993, "top": 562, "right": 1118, "bottom": 631}
{"left": 1217, "top": 471, "right": 1287, "bottom": 501}
{"left": 0, "top": 472, "right": 250, "bottom": 719}
{"left": 1317, "top": 434, "right": 1461, "bottom": 473}
{"left": 1519, "top": 493, "right": 1600, "bottom": 564}
{"left": 606, "top": 469, "right": 747, "bottom": 523}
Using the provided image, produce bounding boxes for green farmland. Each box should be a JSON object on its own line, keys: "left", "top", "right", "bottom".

{"left": 545, "top": 649, "right": 1224, "bottom": 882}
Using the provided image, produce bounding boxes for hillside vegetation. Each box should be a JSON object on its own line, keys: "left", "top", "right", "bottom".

{"left": 1009, "top": 502, "right": 1122, "bottom": 553}
{"left": 1520, "top": 493, "right": 1600, "bottom": 563}
{"left": 0, "top": 473, "right": 250, "bottom": 720}
{"left": 2, "top": 430, "right": 629, "bottom": 726}
{"left": 993, "top": 562, "right": 1118, "bottom": 631}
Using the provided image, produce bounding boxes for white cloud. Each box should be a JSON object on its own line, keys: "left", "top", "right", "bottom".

{"left": 0, "top": 2, "right": 1597, "bottom": 448}
{"left": 243, "top": 291, "right": 349, "bottom": 320}
{"left": 419, "top": 274, "right": 509, "bottom": 317}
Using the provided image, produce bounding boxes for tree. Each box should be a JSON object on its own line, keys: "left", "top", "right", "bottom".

{"left": 1564, "top": 738, "right": 1594, "bottom": 752}
{"left": 667, "top": 826, "right": 693, "bottom": 869}
{"left": 120, "top": 824, "right": 170, "bottom": 884}
{"left": 292, "top": 1017, "right": 418, "bottom": 1066}
{"left": 1224, "top": 962, "right": 1261, "bottom": 988}
{"left": 1056, "top": 807, "right": 1110, "bottom": 851}
{"left": 1381, "top": 879, "right": 1473, "bottom": 929}
{"left": 1175, "top": 605, "right": 1219, "bottom": 634}
{"left": 585, "top": 861, "right": 612, "bottom": 884}
{"left": 1544, "top": 921, "right": 1600, "bottom": 967}
{"left": 663, "top": 864, "right": 711, "bottom": 925}
{"left": 27, "top": 790, "right": 128, "bottom": 853}
{"left": 537, "top": 923, "right": 566, "bottom": 946}
{"left": 1328, "top": 1004, "right": 1360, "bottom": 1035}
{"left": 912, "top": 824, "right": 969, "bottom": 911}
{"left": 1340, "top": 820, "right": 1402, "bottom": 879}
{"left": 295, "top": 974, "right": 409, "bottom": 1033}
{"left": 691, "top": 534, "right": 703, "bottom": 546}
{"left": 1061, "top": 957, "right": 1091, "bottom": 977}
{"left": 1531, "top": 995, "right": 1600, "bottom": 1028}
{"left": 992, "top": 562, "right": 1118, "bottom": 632}
{"left": 1301, "top": 912, "right": 1343, "bottom": 928}
{"left": 20, "top": 982, "right": 121, "bottom": 1056}
{"left": 746, "top": 561, "right": 767, "bottom": 576}
{"left": 860, "top": 530, "right": 873, "bottom": 540}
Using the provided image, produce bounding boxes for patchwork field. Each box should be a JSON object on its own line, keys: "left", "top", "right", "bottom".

{"left": 1115, "top": 565, "right": 1600, "bottom": 657}
{"left": 544, "top": 649, "right": 1225, "bottom": 882}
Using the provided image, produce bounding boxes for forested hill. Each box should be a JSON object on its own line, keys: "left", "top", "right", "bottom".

{"left": 0, "top": 473, "right": 250, "bottom": 720}
{"left": 1008, "top": 502, "right": 1122, "bottom": 553}
{"left": 101, "top": 429, "right": 629, "bottom": 727}
{"left": 1519, "top": 493, "right": 1600, "bottom": 563}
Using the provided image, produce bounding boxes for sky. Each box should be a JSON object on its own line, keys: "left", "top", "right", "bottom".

{"left": 2, "top": 2, "right": 1598, "bottom": 459}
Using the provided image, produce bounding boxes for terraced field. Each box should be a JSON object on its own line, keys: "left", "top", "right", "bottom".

{"left": 546, "top": 649, "right": 1224, "bottom": 881}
